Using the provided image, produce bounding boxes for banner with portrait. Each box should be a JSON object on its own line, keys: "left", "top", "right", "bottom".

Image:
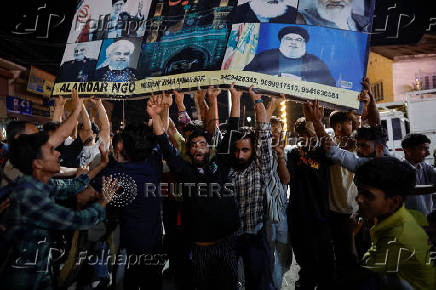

{"left": 54, "top": 0, "right": 375, "bottom": 109}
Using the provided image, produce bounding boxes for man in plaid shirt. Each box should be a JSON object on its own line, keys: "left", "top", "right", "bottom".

{"left": 1, "top": 91, "right": 115, "bottom": 290}
{"left": 228, "top": 86, "right": 274, "bottom": 290}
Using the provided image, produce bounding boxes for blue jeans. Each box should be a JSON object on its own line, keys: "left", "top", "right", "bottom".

{"left": 266, "top": 220, "right": 292, "bottom": 289}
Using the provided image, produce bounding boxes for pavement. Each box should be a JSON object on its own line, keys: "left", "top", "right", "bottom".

{"left": 162, "top": 254, "right": 301, "bottom": 290}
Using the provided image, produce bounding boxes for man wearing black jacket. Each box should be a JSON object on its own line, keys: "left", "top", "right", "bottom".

{"left": 148, "top": 93, "right": 241, "bottom": 290}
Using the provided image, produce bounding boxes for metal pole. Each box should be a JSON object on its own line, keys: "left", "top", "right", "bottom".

{"left": 242, "top": 105, "right": 246, "bottom": 127}
{"left": 122, "top": 100, "right": 125, "bottom": 128}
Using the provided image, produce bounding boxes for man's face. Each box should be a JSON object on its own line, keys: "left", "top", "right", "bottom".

{"left": 37, "top": 141, "right": 61, "bottom": 174}
{"left": 73, "top": 45, "right": 87, "bottom": 61}
{"left": 250, "top": 0, "right": 290, "bottom": 19}
{"left": 317, "top": 0, "right": 353, "bottom": 21}
{"left": 356, "top": 139, "right": 376, "bottom": 157}
{"left": 347, "top": 110, "right": 360, "bottom": 131}
{"left": 189, "top": 136, "right": 210, "bottom": 167}
{"left": 334, "top": 120, "right": 353, "bottom": 137}
{"left": 279, "top": 33, "right": 306, "bottom": 59}
{"left": 271, "top": 122, "right": 282, "bottom": 144}
{"left": 233, "top": 138, "right": 253, "bottom": 167}
{"left": 112, "top": 1, "right": 125, "bottom": 14}
{"left": 108, "top": 44, "right": 131, "bottom": 70}
{"left": 357, "top": 184, "right": 397, "bottom": 220}
{"left": 405, "top": 143, "right": 430, "bottom": 164}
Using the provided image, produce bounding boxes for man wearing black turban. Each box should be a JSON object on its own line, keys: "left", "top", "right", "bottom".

{"left": 244, "top": 26, "right": 336, "bottom": 87}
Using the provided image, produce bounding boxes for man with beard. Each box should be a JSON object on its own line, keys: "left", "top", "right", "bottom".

{"left": 91, "top": 0, "right": 145, "bottom": 40}
{"left": 228, "top": 86, "right": 275, "bottom": 290}
{"left": 401, "top": 134, "right": 436, "bottom": 216}
{"left": 244, "top": 26, "right": 335, "bottom": 86}
{"left": 228, "top": 0, "right": 297, "bottom": 24}
{"left": 323, "top": 125, "right": 388, "bottom": 172}
{"left": 57, "top": 43, "right": 98, "bottom": 82}
{"left": 148, "top": 93, "right": 241, "bottom": 290}
{"left": 297, "top": 0, "right": 370, "bottom": 32}
{"left": 95, "top": 39, "right": 138, "bottom": 82}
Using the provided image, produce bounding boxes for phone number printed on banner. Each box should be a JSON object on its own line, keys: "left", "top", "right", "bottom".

{"left": 221, "top": 74, "right": 259, "bottom": 85}
{"left": 301, "top": 86, "right": 339, "bottom": 99}
{"left": 260, "top": 79, "right": 300, "bottom": 94}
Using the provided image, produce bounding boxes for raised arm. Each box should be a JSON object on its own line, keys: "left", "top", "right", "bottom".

{"left": 90, "top": 98, "right": 111, "bottom": 144}
{"left": 48, "top": 90, "right": 83, "bottom": 148}
{"left": 195, "top": 89, "right": 209, "bottom": 121}
{"left": 80, "top": 102, "right": 92, "bottom": 135}
{"left": 304, "top": 100, "right": 328, "bottom": 138}
{"left": 148, "top": 95, "right": 190, "bottom": 177}
{"left": 206, "top": 86, "right": 221, "bottom": 136}
{"left": 267, "top": 94, "right": 285, "bottom": 121}
{"left": 229, "top": 82, "right": 242, "bottom": 118}
{"left": 160, "top": 91, "right": 172, "bottom": 132}
{"left": 360, "top": 77, "right": 380, "bottom": 127}
{"left": 173, "top": 90, "right": 192, "bottom": 128}
{"left": 248, "top": 85, "right": 267, "bottom": 123}
{"left": 52, "top": 96, "right": 66, "bottom": 123}
{"left": 249, "top": 86, "right": 272, "bottom": 175}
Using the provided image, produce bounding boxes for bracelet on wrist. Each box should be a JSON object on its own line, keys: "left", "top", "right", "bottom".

{"left": 254, "top": 99, "right": 263, "bottom": 104}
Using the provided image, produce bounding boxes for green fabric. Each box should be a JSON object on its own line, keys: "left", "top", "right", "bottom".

{"left": 362, "top": 206, "right": 435, "bottom": 289}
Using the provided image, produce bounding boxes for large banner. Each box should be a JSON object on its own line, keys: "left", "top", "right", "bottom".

{"left": 54, "top": 0, "right": 376, "bottom": 109}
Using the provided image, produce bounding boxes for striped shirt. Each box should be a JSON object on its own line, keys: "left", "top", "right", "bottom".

{"left": 229, "top": 122, "right": 272, "bottom": 235}
{"left": 2, "top": 174, "right": 105, "bottom": 290}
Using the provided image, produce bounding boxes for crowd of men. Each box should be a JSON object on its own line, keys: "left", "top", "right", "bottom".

{"left": 0, "top": 78, "right": 436, "bottom": 290}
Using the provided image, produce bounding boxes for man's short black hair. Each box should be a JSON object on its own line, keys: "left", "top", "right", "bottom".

{"left": 182, "top": 120, "right": 204, "bottom": 134}
{"left": 294, "top": 117, "right": 307, "bottom": 136}
{"left": 329, "top": 111, "right": 351, "bottom": 128}
{"left": 230, "top": 126, "right": 256, "bottom": 152}
{"left": 354, "top": 156, "right": 416, "bottom": 199}
{"left": 270, "top": 116, "right": 284, "bottom": 128}
{"left": 6, "top": 121, "right": 29, "bottom": 144}
{"left": 355, "top": 126, "right": 387, "bottom": 145}
{"left": 43, "top": 122, "right": 61, "bottom": 134}
{"left": 187, "top": 128, "right": 212, "bottom": 148}
{"left": 278, "top": 26, "right": 309, "bottom": 42}
{"left": 401, "top": 133, "right": 431, "bottom": 149}
{"left": 9, "top": 132, "right": 49, "bottom": 175}
{"left": 119, "top": 123, "right": 155, "bottom": 162}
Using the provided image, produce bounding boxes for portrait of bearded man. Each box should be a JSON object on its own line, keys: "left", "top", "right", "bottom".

{"left": 297, "top": 0, "right": 370, "bottom": 32}
{"left": 95, "top": 39, "right": 139, "bottom": 82}
{"left": 228, "top": 0, "right": 298, "bottom": 24}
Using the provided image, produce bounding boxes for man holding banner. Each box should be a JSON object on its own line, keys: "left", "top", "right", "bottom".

{"left": 297, "top": 0, "right": 370, "bottom": 32}
{"left": 244, "top": 26, "right": 336, "bottom": 86}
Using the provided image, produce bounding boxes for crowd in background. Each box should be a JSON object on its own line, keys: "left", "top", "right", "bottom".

{"left": 0, "top": 78, "right": 436, "bottom": 290}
